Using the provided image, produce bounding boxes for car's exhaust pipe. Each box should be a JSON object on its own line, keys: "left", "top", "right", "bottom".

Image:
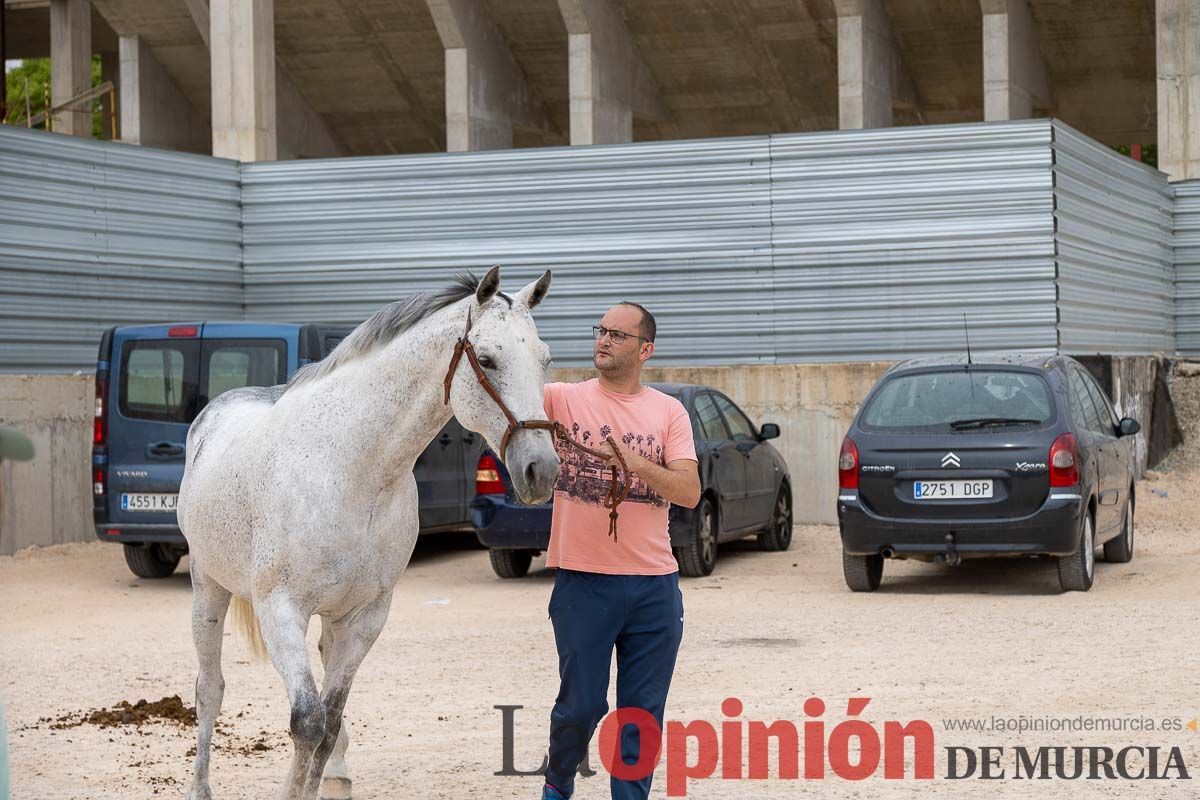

{"left": 881, "top": 547, "right": 895, "bottom": 559}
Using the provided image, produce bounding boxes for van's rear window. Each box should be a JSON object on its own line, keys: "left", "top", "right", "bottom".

{"left": 119, "top": 340, "right": 199, "bottom": 423}
{"left": 862, "top": 370, "right": 1054, "bottom": 431}
{"left": 118, "top": 338, "right": 287, "bottom": 424}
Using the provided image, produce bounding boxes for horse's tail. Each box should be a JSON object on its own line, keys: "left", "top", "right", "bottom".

{"left": 230, "top": 596, "right": 269, "bottom": 661}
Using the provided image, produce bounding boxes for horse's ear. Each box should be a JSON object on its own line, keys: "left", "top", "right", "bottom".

{"left": 515, "top": 270, "right": 552, "bottom": 310}
{"left": 476, "top": 265, "right": 501, "bottom": 305}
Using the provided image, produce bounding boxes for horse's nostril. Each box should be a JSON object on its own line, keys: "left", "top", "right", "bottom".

{"left": 525, "top": 463, "right": 537, "bottom": 488}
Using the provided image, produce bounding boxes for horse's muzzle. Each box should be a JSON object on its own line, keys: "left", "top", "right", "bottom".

{"left": 509, "top": 448, "right": 559, "bottom": 505}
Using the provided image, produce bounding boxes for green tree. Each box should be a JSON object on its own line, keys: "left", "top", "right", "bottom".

{"left": 4, "top": 56, "right": 107, "bottom": 137}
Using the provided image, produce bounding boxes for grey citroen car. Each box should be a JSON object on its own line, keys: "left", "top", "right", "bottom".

{"left": 837, "top": 354, "right": 1139, "bottom": 593}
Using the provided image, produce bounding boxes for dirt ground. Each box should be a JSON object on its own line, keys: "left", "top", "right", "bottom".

{"left": 3, "top": 471, "right": 1199, "bottom": 799}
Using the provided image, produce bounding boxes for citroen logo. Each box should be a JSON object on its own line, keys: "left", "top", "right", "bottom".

{"left": 941, "top": 452, "right": 961, "bottom": 468}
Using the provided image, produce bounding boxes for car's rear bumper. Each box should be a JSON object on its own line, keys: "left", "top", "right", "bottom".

{"left": 95, "top": 523, "right": 187, "bottom": 546}
{"left": 472, "top": 495, "right": 698, "bottom": 550}
{"left": 838, "top": 490, "right": 1084, "bottom": 557}
{"left": 472, "top": 495, "right": 552, "bottom": 550}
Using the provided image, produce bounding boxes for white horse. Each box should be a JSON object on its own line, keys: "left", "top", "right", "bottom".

{"left": 177, "top": 267, "right": 560, "bottom": 800}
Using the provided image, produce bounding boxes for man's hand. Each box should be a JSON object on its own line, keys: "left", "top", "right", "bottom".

{"left": 594, "top": 438, "right": 700, "bottom": 508}
{"left": 595, "top": 439, "right": 647, "bottom": 473}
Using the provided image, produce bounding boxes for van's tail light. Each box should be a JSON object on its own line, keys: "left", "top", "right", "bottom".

{"left": 1049, "top": 433, "right": 1080, "bottom": 487}
{"left": 93, "top": 467, "right": 106, "bottom": 497}
{"left": 476, "top": 453, "right": 506, "bottom": 495}
{"left": 93, "top": 376, "right": 108, "bottom": 446}
{"left": 839, "top": 437, "right": 859, "bottom": 490}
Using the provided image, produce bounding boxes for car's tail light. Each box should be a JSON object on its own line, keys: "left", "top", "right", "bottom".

{"left": 93, "top": 376, "right": 108, "bottom": 445}
{"left": 476, "top": 453, "right": 505, "bottom": 495}
{"left": 1049, "top": 433, "right": 1080, "bottom": 487}
{"left": 839, "top": 437, "right": 859, "bottom": 490}
{"left": 93, "top": 467, "right": 106, "bottom": 497}
{"left": 168, "top": 326, "right": 198, "bottom": 338}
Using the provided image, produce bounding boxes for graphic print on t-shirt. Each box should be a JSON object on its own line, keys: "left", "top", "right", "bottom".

{"left": 553, "top": 422, "right": 666, "bottom": 508}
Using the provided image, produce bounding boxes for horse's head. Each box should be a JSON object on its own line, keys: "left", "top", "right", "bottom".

{"left": 445, "top": 266, "right": 560, "bottom": 505}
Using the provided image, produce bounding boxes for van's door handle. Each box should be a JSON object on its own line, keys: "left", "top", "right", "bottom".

{"left": 148, "top": 442, "right": 184, "bottom": 458}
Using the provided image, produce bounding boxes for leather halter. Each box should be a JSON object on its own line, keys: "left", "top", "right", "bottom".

{"left": 443, "top": 308, "right": 631, "bottom": 540}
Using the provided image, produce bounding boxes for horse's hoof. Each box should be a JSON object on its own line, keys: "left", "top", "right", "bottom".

{"left": 320, "top": 776, "right": 352, "bottom": 800}
{"left": 185, "top": 784, "right": 212, "bottom": 800}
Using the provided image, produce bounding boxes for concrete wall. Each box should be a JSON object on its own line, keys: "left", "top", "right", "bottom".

{"left": 552, "top": 363, "right": 892, "bottom": 524}
{"left": 0, "top": 357, "right": 1174, "bottom": 554}
{"left": 0, "top": 375, "right": 93, "bottom": 556}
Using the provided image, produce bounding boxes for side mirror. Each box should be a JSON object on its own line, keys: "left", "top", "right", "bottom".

{"left": 1118, "top": 418, "right": 1140, "bottom": 437}
{"left": 759, "top": 423, "right": 780, "bottom": 440}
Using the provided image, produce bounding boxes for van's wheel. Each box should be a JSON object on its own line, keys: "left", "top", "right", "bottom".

{"left": 842, "top": 548, "right": 883, "bottom": 592}
{"left": 757, "top": 487, "right": 793, "bottom": 551}
{"left": 123, "top": 544, "right": 180, "bottom": 579}
{"left": 1104, "top": 494, "right": 1134, "bottom": 563}
{"left": 1057, "top": 511, "right": 1096, "bottom": 592}
{"left": 675, "top": 496, "right": 718, "bottom": 577}
{"left": 489, "top": 548, "right": 533, "bottom": 579}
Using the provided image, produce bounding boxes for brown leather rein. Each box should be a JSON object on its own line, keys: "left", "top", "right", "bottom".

{"left": 442, "top": 309, "right": 631, "bottom": 540}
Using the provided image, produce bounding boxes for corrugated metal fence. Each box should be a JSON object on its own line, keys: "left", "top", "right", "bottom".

{"left": 243, "top": 120, "right": 1067, "bottom": 365}
{"left": 0, "top": 127, "right": 242, "bottom": 373}
{"left": 0, "top": 119, "right": 1183, "bottom": 371}
{"left": 242, "top": 137, "right": 774, "bottom": 366}
{"left": 1053, "top": 124, "right": 1175, "bottom": 355}
{"left": 1175, "top": 181, "right": 1200, "bottom": 356}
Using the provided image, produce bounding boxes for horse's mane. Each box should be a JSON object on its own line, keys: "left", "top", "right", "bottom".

{"left": 285, "top": 271, "right": 510, "bottom": 392}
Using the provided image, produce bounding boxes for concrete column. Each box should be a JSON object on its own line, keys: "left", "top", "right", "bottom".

{"left": 184, "top": 0, "right": 342, "bottom": 159}
{"left": 557, "top": 0, "right": 668, "bottom": 146}
{"left": 209, "top": 0, "right": 276, "bottom": 161}
{"left": 100, "top": 50, "right": 118, "bottom": 140}
{"left": 980, "top": 0, "right": 1052, "bottom": 121}
{"left": 834, "top": 0, "right": 895, "bottom": 129}
{"left": 1158, "top": 0, "right": 1200, "bottom": 181}
{"left": 425, "top": 0, "right": 547, "bottom": 151}
{"left": 49, "top": 0, "right": 91, "bottom": 136}
{"left": 119, "top": 35, "right": 210, "bottom": 153}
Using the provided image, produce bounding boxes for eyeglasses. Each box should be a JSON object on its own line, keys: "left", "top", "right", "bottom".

{"left": 593, "top": 325, "right": 651, "bottom": 345}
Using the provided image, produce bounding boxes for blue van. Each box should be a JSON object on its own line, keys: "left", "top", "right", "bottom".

{"left": 93, "top": 322, "right": 484, "bottom": 577}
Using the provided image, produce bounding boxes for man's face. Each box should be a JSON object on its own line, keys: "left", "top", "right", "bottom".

{"left": 593, "top": 305, "right": 650, "bottom": 374}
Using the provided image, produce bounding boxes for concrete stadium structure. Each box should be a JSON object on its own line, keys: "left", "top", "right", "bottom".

{"left": 4, "top": 0, "right": 1199, "bottom": 180}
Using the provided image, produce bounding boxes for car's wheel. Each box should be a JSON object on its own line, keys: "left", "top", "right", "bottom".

{"left": 489, "top": 548, "right": 534, "bottom": 579}
{"left": 675, "top": 496, "right": 718, "bottom": 577}
{"left": 842, "top": 548, "right": 883, "bottom": 592}
{"left": 757, "top": 486, "right": 793, "bottom": 552}
{"left": 123, "top": 543, "right": 180, "bottom": 579}
{"left": 1103, "top": 493, "right": 1134, "bottom": 563}
{"left": 1057, "top": 510, "right": 1096, "bottom": 592}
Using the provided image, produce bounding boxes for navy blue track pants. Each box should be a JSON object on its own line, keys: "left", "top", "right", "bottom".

{"left": 545, "top": 568, "right": 685, "bottom": 800}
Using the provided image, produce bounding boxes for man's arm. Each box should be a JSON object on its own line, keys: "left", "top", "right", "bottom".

{"left": 597, "top": 442, "right": 700, "bottom": 508}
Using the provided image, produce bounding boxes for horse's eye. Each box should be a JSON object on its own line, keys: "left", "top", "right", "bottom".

{"left": 478, "top": 355, "right": 496, "bottom": 370}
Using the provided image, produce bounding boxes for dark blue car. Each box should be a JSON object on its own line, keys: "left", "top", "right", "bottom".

{"left": 472, "top": 383, "right": 793, "bottom": 578}
{"left": 93, "top": 322, "right": 483, "bottom": 578}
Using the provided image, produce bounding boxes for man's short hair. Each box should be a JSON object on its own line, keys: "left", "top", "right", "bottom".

{"left": 619, "top": 301, "right": 656, "bottom": 342}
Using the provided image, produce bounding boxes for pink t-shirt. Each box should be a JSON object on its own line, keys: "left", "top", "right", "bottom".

{"left": 543, "top": 379, "right": 697, "bottom": 575}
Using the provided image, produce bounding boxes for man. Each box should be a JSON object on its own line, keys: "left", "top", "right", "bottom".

{"left": 541, "top": 302, "right": 700, "bottom": 800}
{"left": 0, "top": 424, "right": 34, "bottom": 800}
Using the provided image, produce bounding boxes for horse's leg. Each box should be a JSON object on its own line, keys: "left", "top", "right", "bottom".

{"left": 186, "top": 568, "right": 232, "bottom": 800}
{"left": 259, "top": 593, "right": 325, "bottom": 800}
{"left": 303, "top": 592, "right": 393, "bottom": 800}
{"left": 318, "top": 616, "right": 352, "bottom": 800}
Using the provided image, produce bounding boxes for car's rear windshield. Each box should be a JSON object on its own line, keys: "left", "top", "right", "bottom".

{"left": 118, "top": 337, "right": 286, "bottom": 424}
{"left": 861, "top": 369, "right": 1054, "bottom": 432}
